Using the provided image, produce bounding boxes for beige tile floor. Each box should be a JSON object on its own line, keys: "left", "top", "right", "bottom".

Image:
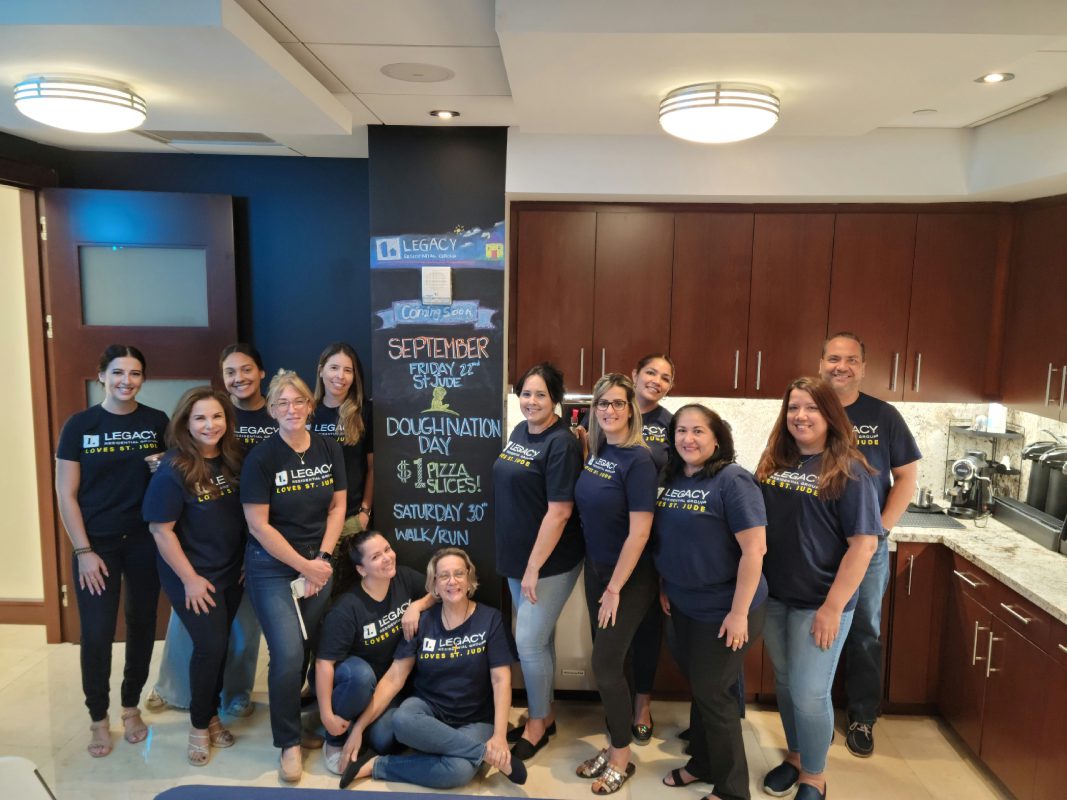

{"left": 0, "top": 624, "right": 1010, "bottom": 800}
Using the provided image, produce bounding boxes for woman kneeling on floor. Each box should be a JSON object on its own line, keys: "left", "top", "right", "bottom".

{"left": 336, "top": 547, "right": 527, "bottom": 790}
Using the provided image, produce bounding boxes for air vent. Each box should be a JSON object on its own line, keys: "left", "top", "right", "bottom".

{"left": 134, "top": 130, "right": 281, "bottom": 146}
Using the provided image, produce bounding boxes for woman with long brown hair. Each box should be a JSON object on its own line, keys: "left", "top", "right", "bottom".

{"left": 754, "top": 377, "right": 881, "bottom": 800}
{"left": 143, "top": 387, "right": 247, "bottom": 765}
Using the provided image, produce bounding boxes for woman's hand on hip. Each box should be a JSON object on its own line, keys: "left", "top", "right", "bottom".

{"left": 718, "top": 610, "right": 749, "bottom": 651}
{"left": 77, "top": 551, "right": 109, "bottom": 595}
{"left": 810, "top": 603, "right": 842, "bottom": 650}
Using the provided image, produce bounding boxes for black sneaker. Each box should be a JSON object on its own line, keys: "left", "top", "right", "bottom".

{"left": 846, "top": 720, "right": 874, "bottom": 758}
{"left": 763, "top": 761, "right": 800, "bottom": 796}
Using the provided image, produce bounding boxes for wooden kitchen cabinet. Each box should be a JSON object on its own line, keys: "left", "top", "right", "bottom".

{"left": 747, "top": 213, "right": 835, "bottom": 398}
{"left": 1033, "top": 622, "right": 1067, "bottom": 800}
{"left": 938, "top": 569, "right": 991, "bottom": 754}
{"left": 886, "top": 542, "right": 943, "bottom": 705}
{"left": 902, "top": 212, "right": 1008, "bottom": 402}
{"left": 826, "top": 214, "right": 917, "bottom": 401}
{"left": 999, "top": 201, "right": 1067, "bottom": 420}
{"left": 669, "top": 212, "right": 753, "bottom": 396}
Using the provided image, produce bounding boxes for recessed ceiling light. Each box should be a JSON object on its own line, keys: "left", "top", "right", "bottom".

{"left": 429, "top": 110, "right": 460, "bottom": 119}
{"left": 912, "top": 108, "right": 938, "bottom": 115}
{"left": 976, "top": 72, "right": 1014, "bottom": 84}
{"left": 380, "top": 63, "right": 455, "bottom": 83}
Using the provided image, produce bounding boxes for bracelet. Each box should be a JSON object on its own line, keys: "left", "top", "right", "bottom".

{"left": 315, "top": 550, "right": 332, "bottom": 562}
{"left": 73, "top": 546, "right": 93, "bottom": 556}
{"left": 358, "top": 505, "right": 371, "bottom": 516}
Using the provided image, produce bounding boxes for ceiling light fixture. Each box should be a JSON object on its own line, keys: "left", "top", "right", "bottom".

{"left": 659, "top": 82, "right": 779, "bottom": 143}
{"left": 429, "top": 110, "right": 460, "bottom": 119}
{"left": 14, "top": 75, "right": 146, "bottom": 133}
{"left": 976, "top": 72, "right": 1015, "bottom": 84}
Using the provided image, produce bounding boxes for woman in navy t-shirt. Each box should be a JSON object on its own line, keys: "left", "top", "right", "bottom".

{"left": 754, "top": 377, "right": 881, "bottom": 800}
{"left": 492, "top": 362, "right": 583, "bottom": 761}
{"left": 143, "top": 387, "right": 246, "bottom": 766}
{"left": 573, "top": 373, "right": 658, "bottom": 794}
{"left": 336, "top": 548, "right": 526, "bottom": 790}
{"left": 55, "top": 344, "right": 168, "bottom": 758}
{"left": 240, "top": 369, "right": 347, "bottom": 782}
{"left": 655, "top": 404, "right": 768, "bottom": 800}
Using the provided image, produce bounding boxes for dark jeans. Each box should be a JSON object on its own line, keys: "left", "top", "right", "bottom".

{"left": 844, "top": 536, "right": 890, "bottom": 723}
{"left": 583, "top": 556, "right": 658, "bottom": 748}
{"left": 245, "top": 542, "right": 334, "bottom": 748}
{"left": 629, "top": 600, "right": 662, "bottom": 696}
{"left": 325, "top": 656, "right": 400, "bottom": 753}
{"left": 159, "top": 563, "right": 242, "bottom": 729}
{"left": 671, "top": 603, "right": 767, "bottom": 800}
{"left": 74, "top": 532, "right": 160, "bottom": 722}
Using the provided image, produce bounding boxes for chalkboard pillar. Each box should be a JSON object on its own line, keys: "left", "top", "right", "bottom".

{"left": 368, "top": 127, "right": 507, "bottom": 605}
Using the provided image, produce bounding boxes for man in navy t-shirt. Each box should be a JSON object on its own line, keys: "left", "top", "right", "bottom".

{"left": 819, "top": 332, "right": 921, "bottom": 757}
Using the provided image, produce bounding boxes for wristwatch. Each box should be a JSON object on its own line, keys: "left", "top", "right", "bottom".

{"left": 315, "top": 550, "right": 332, "bottom": 561}
{"left": 358, "top": 505, "right": 371, "bottom": 516}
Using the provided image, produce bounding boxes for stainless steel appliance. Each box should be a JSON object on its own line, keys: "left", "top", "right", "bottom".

{"left": 1022, "top": 441, "right": 1059, "bottom": 509}
{"left": 948, "top": 450, "right": 994, "bottom": 518}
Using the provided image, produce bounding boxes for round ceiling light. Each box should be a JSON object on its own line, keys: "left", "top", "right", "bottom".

{"left": 380, "top": 63, "right": 455, "bottom": 83}
{"left": 14, "top": 76, "right": 146, "bottom": 133}
{"left": 429, "top": 110, "right": 460, "bottom": 119}
{"left": 976, "top": 72, "right": 1015, "bottom": 84}
{"left": 659, "top": 82, "right": 780, "bottom": 144}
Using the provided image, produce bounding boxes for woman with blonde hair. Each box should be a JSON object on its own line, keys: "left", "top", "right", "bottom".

{"left": 573, "top": 373, "right": 658, "bottom": 794}
{"left": 241, "top": 369, "right": 347, "bottom": 781}
{"left": 143, "top": 386, "right": 246, "bottom": 765}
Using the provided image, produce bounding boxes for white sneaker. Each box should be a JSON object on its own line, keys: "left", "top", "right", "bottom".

{"left": 324, "top": 742, "right": 343, "bottom": 775}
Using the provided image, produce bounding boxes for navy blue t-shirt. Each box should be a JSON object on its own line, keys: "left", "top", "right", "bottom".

{"left": 760, "top": 454, "right": 883, "bottom": 611}
{"left": 843, "top": 392, "right": 922, "bottom": 510}
{"left": 142, "top": 452, "right": 246, "bottom": 588}
{"left": 240, "top": 432, "right": 347, "bottom": 551}
{"left": 234, "top": 404, "right": 277, "bottom": 450}
{"left": 575, "top": 443, "right": 658, "bottom": 565}
{"left": 641, "top": 405, "right": 674, "bottom": 473}
{"left": 309, "top": 400, "right": 374, "bottom": 517}
{"left": 317, "top": 565, "right": 426, "bottom": 679}
{"left": 493, "top": 418, "right": 584, "bottom": 578}
{"left": 56, "top": 403, "right": 169, "bottom": 538}
{"left": 393, "top": 603, "right": 517, "bottom": 726}
{"left": 654, "top": 464, "right": 769, "bottom": 624}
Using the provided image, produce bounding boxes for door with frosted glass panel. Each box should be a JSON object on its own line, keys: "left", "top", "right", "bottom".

{"left": 40, "top": 189, "right": 236, "bottom": 643}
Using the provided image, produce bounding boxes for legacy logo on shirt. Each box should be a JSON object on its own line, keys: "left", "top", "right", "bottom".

{"left": 420, "top": 631, "right": 488, "bottom": 660}
{"left": 275, "top": 471, "right": 289, "bottom": 487}
{"left": 83, "top": 429, "right": 159, "bottom": 454}
{"left": 853, "top": 424, "right": 880, "bottom": 447}
{"left": 422, "top": 638, "right": 437, "bottom": 652}
{"left": 584, "top": 456, "right": 618, "bottom": 481}
{"left": 363, "top": 622, "right": 377, "bottom": 639}
{"left": 498, "top": 440, "right": 540, "bottom": 468}
{"left": 83, "top": 435, "right": 100, "bottom": 448}
{"left": 658, "top": 487, "right": 710, "bottom": 512}
{"left": 311, "top": 421, "right": 344, "bottom": 439}
{"left": 762, "top": 469, "right": 820, "bottom": 496}
{"left": 643, "top": 424, "right": 668, "bottom": 444}
{"left": 274, "top": 464, "right": 335, "bottom": 494}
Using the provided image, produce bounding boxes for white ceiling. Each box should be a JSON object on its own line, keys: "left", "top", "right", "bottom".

{"left": 1, "top": 0, "right": 1066, "bottom": 196}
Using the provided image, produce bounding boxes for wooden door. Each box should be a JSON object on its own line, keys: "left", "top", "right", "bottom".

{"left": 512, "top": 210, "right": 597, "bottom": 391}
{"left": 591, "top": 212, "right": 674, "bottom": 378}
{"left": 981, "top": 619, "right": 1046, "bottom": 800}
{"left": 669, "top": 212, "right": 753, "bottom": 396}
{"left": 41, "top": 188, "right": 236, "bottom": 642}
{"left": 903, "top": 212, "right": 1005, "bottom": 402}
{"left": 826, "top": 214, "right": 917, "bottom": 401}
{"left": 999, "top": 202, "right": 1067, "bottom": 419}
{"left": 938, "top": 586, "right": 990, "bottom": 754}
{"left": 887, "top": 542, "right": 942, "bottom": 704}
{"left": 747, "top": 213, "right": 834, "bottom": 398}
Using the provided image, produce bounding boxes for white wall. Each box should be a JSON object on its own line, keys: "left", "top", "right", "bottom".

{"left": 0, "top": 185, "right": 44, "bottom": 600}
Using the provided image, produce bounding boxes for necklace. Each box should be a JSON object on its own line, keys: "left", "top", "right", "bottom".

{"left": 796, "top": 452, "right": 822, "bottom": 469}
{"left": 295, "top": 447, "right": 308, "bottom": 465}
{"left": 442, "top": 597, "right": 472, "bottom": 630}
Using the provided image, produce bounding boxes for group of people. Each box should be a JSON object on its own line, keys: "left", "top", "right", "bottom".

{"left": 56, "top": 332, "right": 920, "bottom": 800}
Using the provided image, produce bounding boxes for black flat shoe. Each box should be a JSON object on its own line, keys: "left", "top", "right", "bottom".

{"left": 510, "top": 731, "right": 550, "bottom": 761}
{"left": 504, "top": 754, "right": 528, "bottom": 785}
{"left": 795, "top": 783, "right": 827, "bottom": 800}
{"left": 506, "top": 720, "right": 556, "bottom": 743}
{"left": 631, "top": 716, "right": 654, "bottom": 743}
{"left": 678, "top": 726, "right": 691, "bottom": 741}
{"left": 763, "top": 761, "right": 801, "bottom": 797}
{"left": 339, "top": 747, "right": 376, "bottom": 789}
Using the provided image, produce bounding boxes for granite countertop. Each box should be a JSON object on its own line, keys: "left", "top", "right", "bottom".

{"left": 890, "top": 518, "right": 1067, "bottom": 625}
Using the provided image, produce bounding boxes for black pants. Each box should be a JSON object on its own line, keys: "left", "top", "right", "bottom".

{"left": 74, "top": 533, "right": 160, "bottom": 722}
{"left": 159, "top": 564, "right": 243, "bottom": 729}
{"left": 629, "top": 601, "right": 662, "bottom": 695}
{"left": 584, "top": 557, "right": 657, "bottom": 748}
{"left": 671, "top": 602, "right": 767, "bottom": 800}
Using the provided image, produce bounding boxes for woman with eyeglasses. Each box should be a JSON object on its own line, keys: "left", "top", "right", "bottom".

{"left": 240, "top": 369, "right": 347, "bottom": 782}
{"left": 336, "top": 548, "right": 526, "bottom": 790}
{"left": 573, "top": 373, "right": 659, "bottom": 795}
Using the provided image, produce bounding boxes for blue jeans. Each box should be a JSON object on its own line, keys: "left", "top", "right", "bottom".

{"left": 153, "top": 592, "right": 261, "bottom": 712}
{"left": 843, "top": 536, "right": 889, "bottom": 723}
{"left": 372, "top": 696, "right": 494, "bottom": 789}
{"left": 245, "top": 542, "right": 333, "bottom": 748}
{"left": 762, "top": 598, "right": 855, "bottom": 775}
{"left": 325, "top": 656, "right": 399, "bottom": 753}
{"left": 507, "top": 563, "right": 581, "bottom": 719}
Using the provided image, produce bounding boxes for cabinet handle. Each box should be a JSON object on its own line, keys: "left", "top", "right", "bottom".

{"left": 733, "top": 350, "right": 740, "bottom": 391}
{"left": 756, "top": 351, "right": 763, "bottom": 392}
{"left": 953, "top": 569, "right": 982, "bottom": 589}
{"left": 1058, "top": 643, "right": 1067, "bottom": 655}
{"left": 891, "top": 352, "right": 900, "bottom": 392}
{"left": 579, "top": 348, "right": 585, "bottom": 387}
{"left": 913, "top": 352, "right": 922, "bottom": 392}
{"left": 972, "top": 621, "right": 989, "bottom": 665}
{"left": 601, "top": 348, "right": 606, "bottom": 378}
{"left": 998, "top": 603, "right": 1032, "bottom": 625}
{"left": 1046, "top": 363, "right": 1054, "bottom": 406}
{"left": 985, "top": 632, "right": 1002, "bottom": 678}
{"left": 1060, "top": 365, "right": 1066, "bottom": 410}
{"left": 906, "top": 554, "right": 915, "bottom": 597}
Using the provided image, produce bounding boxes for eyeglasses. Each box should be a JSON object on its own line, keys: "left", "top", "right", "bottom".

{"left": 595, "top": 399, "right": 629, "bottom": 411}
{"left": 272, "top": 398, "right": 309, "bottom": 411}
{"left": 436, "top": 570, "right": 468, "bottom": 582}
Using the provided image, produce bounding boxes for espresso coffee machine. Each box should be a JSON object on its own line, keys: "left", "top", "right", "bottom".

{"left": 948, "top": 450, "right": 995, "bottom": 518}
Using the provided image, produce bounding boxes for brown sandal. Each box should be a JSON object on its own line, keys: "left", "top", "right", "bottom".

{"left": 576, "top": 748, "right": 610, "bottom": 778}
{"left": 188, "top": 730, "right": 210, "bottom": 766}
{"left": 592, "top": 762, "right": 636, "bottom": 795}
{"left": 207, "top": 716, "right": 235, "bottom": 748}
{"left": 120, "top": 707, "right": 148, "bottom": 744}
{"left": 88, "top": 718, "right": 112, "bottom": 758}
